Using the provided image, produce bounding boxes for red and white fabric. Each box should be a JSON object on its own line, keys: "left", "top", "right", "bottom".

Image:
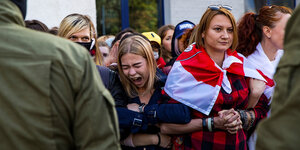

{"left": 247, "top": 43, "right": 283, "bottom": 102}
{"left": 246, "top": 43, "right": 284, "bottom": 150}
{"left": 164, "top": 43, "right": 265, "bottom": 115}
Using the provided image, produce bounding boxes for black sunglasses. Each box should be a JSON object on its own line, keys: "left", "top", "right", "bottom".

{"left": 208, "top": 5, "right": 232, "bottom": 11}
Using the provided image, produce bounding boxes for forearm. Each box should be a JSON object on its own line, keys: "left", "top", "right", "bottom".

{"left": 247, "top": 94, "right": 261, "bottom": 108}
{"left": 252, "top": 94, "right": 270, "bottom": 126}
{"left": 132, "top": 133, "right": 158, "bottom": 146}
{"left": 160, "top": 114, "right": 240, "bottom": 135}
{"left": 154, "top": 103, "right": 191, "bottom": 123}
{"left": 248, "top": 78, "right": 266, "bottom": 108}
{"left": 160, "top": 119, "right": 202, "bottom": 134}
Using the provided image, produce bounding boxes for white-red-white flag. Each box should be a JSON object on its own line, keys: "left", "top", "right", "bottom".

{"left": 246, "top": 43, "right": 283, "bottom": 101}
{"left": 164, "top": 44, "right": 265, "bottom": 115}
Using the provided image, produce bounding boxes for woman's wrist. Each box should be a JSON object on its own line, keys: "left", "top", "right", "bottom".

{"left": 201, "top": 117, "right": 215, "bottom": 131}
{"left": 151, "top": 133, "right": 160, "bottom": 146}
{"left": 238, "top": 109, "right": 255, "bottom": 130}
{"left": 213, "top": 116, "right": 223, "bottom": 130}
{"left": 246, "top": 110, "right": 255, "bottom": 130}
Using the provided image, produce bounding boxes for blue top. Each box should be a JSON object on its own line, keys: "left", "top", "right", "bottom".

{"left": 117, "top": 85, "right": 191, "bottom": 150}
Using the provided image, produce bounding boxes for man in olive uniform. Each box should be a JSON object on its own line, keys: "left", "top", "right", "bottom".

{"left": 0, "top": 0, "right": 120, "bottom": 149}
{"left": 256, "top": 5, "right": 300, "bottom": 150}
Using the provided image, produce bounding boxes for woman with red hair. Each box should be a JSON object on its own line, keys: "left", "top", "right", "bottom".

{"left": 237, "top": 5, "right": 292, "bottom": 150}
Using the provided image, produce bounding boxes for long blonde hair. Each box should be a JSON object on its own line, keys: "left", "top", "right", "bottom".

{"left": 117, "top": 35, "right": 157, "bottom": 98}
{"left": 58, "top": 13, "right": 103, "bottom": 65}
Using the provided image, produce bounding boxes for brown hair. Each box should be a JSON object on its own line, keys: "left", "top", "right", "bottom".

{"left": 237, "top": 5, "right": 292, "bottom": 57}
{"left": 49, "top": 27, "right": 58, "bottom": 35}
{"left": 157, "top": 25, "right": 175, "bottom": 63}
{"left": 25, "top": 20, "right": 49, "bottom": 32}
{"left": 195, "top": 7, "right": 238, "bottom": 50}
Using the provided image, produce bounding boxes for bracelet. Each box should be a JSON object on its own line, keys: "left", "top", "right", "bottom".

{"left": 156, "top": 133, "right": 161, "bottom": 146}
{"left": 202, "top": 118, "right": 207, "bottom": 131}
{"left": 207, "top": 118, "right": 212, "bottom": 132}
{"left": 238, "top": 110, "right": 248, "bottom": 129}
{"left": 247, "top": 111, "right": 255, "bottom": 130}
{"left": 138, "top": 103, "right": 145, "bottom": 113}
{"left": 211, "top": 117, "right": 214, "bottom": 130}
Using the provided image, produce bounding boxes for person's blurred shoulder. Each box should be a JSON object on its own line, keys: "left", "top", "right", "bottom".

{"left": 21, "top": 28, "right": 91, "bottom": 66}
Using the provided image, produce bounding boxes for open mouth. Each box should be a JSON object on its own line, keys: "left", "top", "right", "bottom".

{"left": 131, "top": 77, "right": 143, "bottom": 86}
{"left": 132, "top": 77, "right": 142, "bottom": 82}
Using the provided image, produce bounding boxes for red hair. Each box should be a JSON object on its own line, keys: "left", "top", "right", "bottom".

{"left": 237, "top": 5, "right": 292, "bottom": 57}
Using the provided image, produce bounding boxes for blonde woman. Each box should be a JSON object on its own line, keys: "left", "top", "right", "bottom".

{"left": 58, "top": 13, "right": 103, "bottom": 65}
{"left": 58, "top": 13, "right": 128, "bottom": 107}
{"left": 116, "top": 34, "right": 190, "bottom": 149}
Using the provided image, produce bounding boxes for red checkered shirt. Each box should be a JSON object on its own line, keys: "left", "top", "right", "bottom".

{"left": 167, "top": 73, "right": 270, "bottom": 150}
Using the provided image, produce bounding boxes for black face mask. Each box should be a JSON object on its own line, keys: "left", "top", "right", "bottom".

{"left": 76, "top": 41, "right": 92, "bottom": 50}
{"left": 11, "top": 0, "right": 27, "bottom": 19}
{"left": 76, "top": 41, "right": 96, "bottom": 56}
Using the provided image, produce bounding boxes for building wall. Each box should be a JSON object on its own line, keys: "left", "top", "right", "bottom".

{"left": 165, "top": 0, "right": 245, "bottom": 25}
{"left": 25, "top": 0, "right": 96, "bottom": 29}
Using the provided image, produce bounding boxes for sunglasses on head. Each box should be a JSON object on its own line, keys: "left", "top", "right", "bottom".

{"left": 208, "top": 5, "right": 232, "bottom": 11}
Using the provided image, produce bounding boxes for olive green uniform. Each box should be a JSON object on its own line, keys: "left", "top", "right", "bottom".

{"left": 0, "top": 0, "right": 120, "bottom": 149}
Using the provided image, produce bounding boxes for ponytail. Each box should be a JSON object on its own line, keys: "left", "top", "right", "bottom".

{"left": 236, "top": 12, "right": 261, "bottom": 57}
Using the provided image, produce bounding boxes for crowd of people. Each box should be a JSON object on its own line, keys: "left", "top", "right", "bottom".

{"left": 1, "top": 0, "right": 299, "bottom": 149}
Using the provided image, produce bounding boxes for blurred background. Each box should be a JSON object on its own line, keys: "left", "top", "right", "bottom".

{"left": 25, "top": 0, "right": 297, "bottom": 36}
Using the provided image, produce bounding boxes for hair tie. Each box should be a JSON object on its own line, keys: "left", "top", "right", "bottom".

{"left": 156, "top": 133, "right": 161, "bottom": 146}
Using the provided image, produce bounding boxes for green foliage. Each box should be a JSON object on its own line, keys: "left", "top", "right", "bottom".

{"left": 129, "top": 0, "right": 158, "bottom": 33}
{"left": 96, "top": 0, "right": 158, "bottom": 36}
{"left": 96, "top": 0, "right": 121, "bottom": 36}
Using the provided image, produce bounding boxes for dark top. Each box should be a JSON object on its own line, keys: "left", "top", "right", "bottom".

{"left": 117, "top": 81, "right": 191, "bottom": 150}
{"left": 96, "top": 65, "right": 128, "bottom": 107}
{"left": 167, "top": 74, "right": 270, "bottom": 150}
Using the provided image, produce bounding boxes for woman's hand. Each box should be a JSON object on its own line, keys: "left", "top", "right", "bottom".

{"left": 158, "top": 132, "right": 172, "bottom": 148}
{"left": 219, "top": 109, "right": 240, "bottom": 123}
{"left": 225, "top": 118, "right": 242, "bottom": 134}
{"left": 217, "top": 108, "right": 242, "bottom": 134}
{"left": 105, "top": 40, "right": 119, "bottom": 67}
{"left": 213, "top": 115, "right": 228, "bottom": 130}
{"left": 127, "top": 103, "right": 139, "bottom": 112}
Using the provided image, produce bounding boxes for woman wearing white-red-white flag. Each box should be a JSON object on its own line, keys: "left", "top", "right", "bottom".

{"left": 237, "top": 5, "right": 292, "bottom": 150}
{"left": 159, "top": 5, "right": 270, "bottom": 150}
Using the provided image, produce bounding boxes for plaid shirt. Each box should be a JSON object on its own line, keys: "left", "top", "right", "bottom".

{"left": 168, "top": 73, "right": 270, "bottom": 150}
